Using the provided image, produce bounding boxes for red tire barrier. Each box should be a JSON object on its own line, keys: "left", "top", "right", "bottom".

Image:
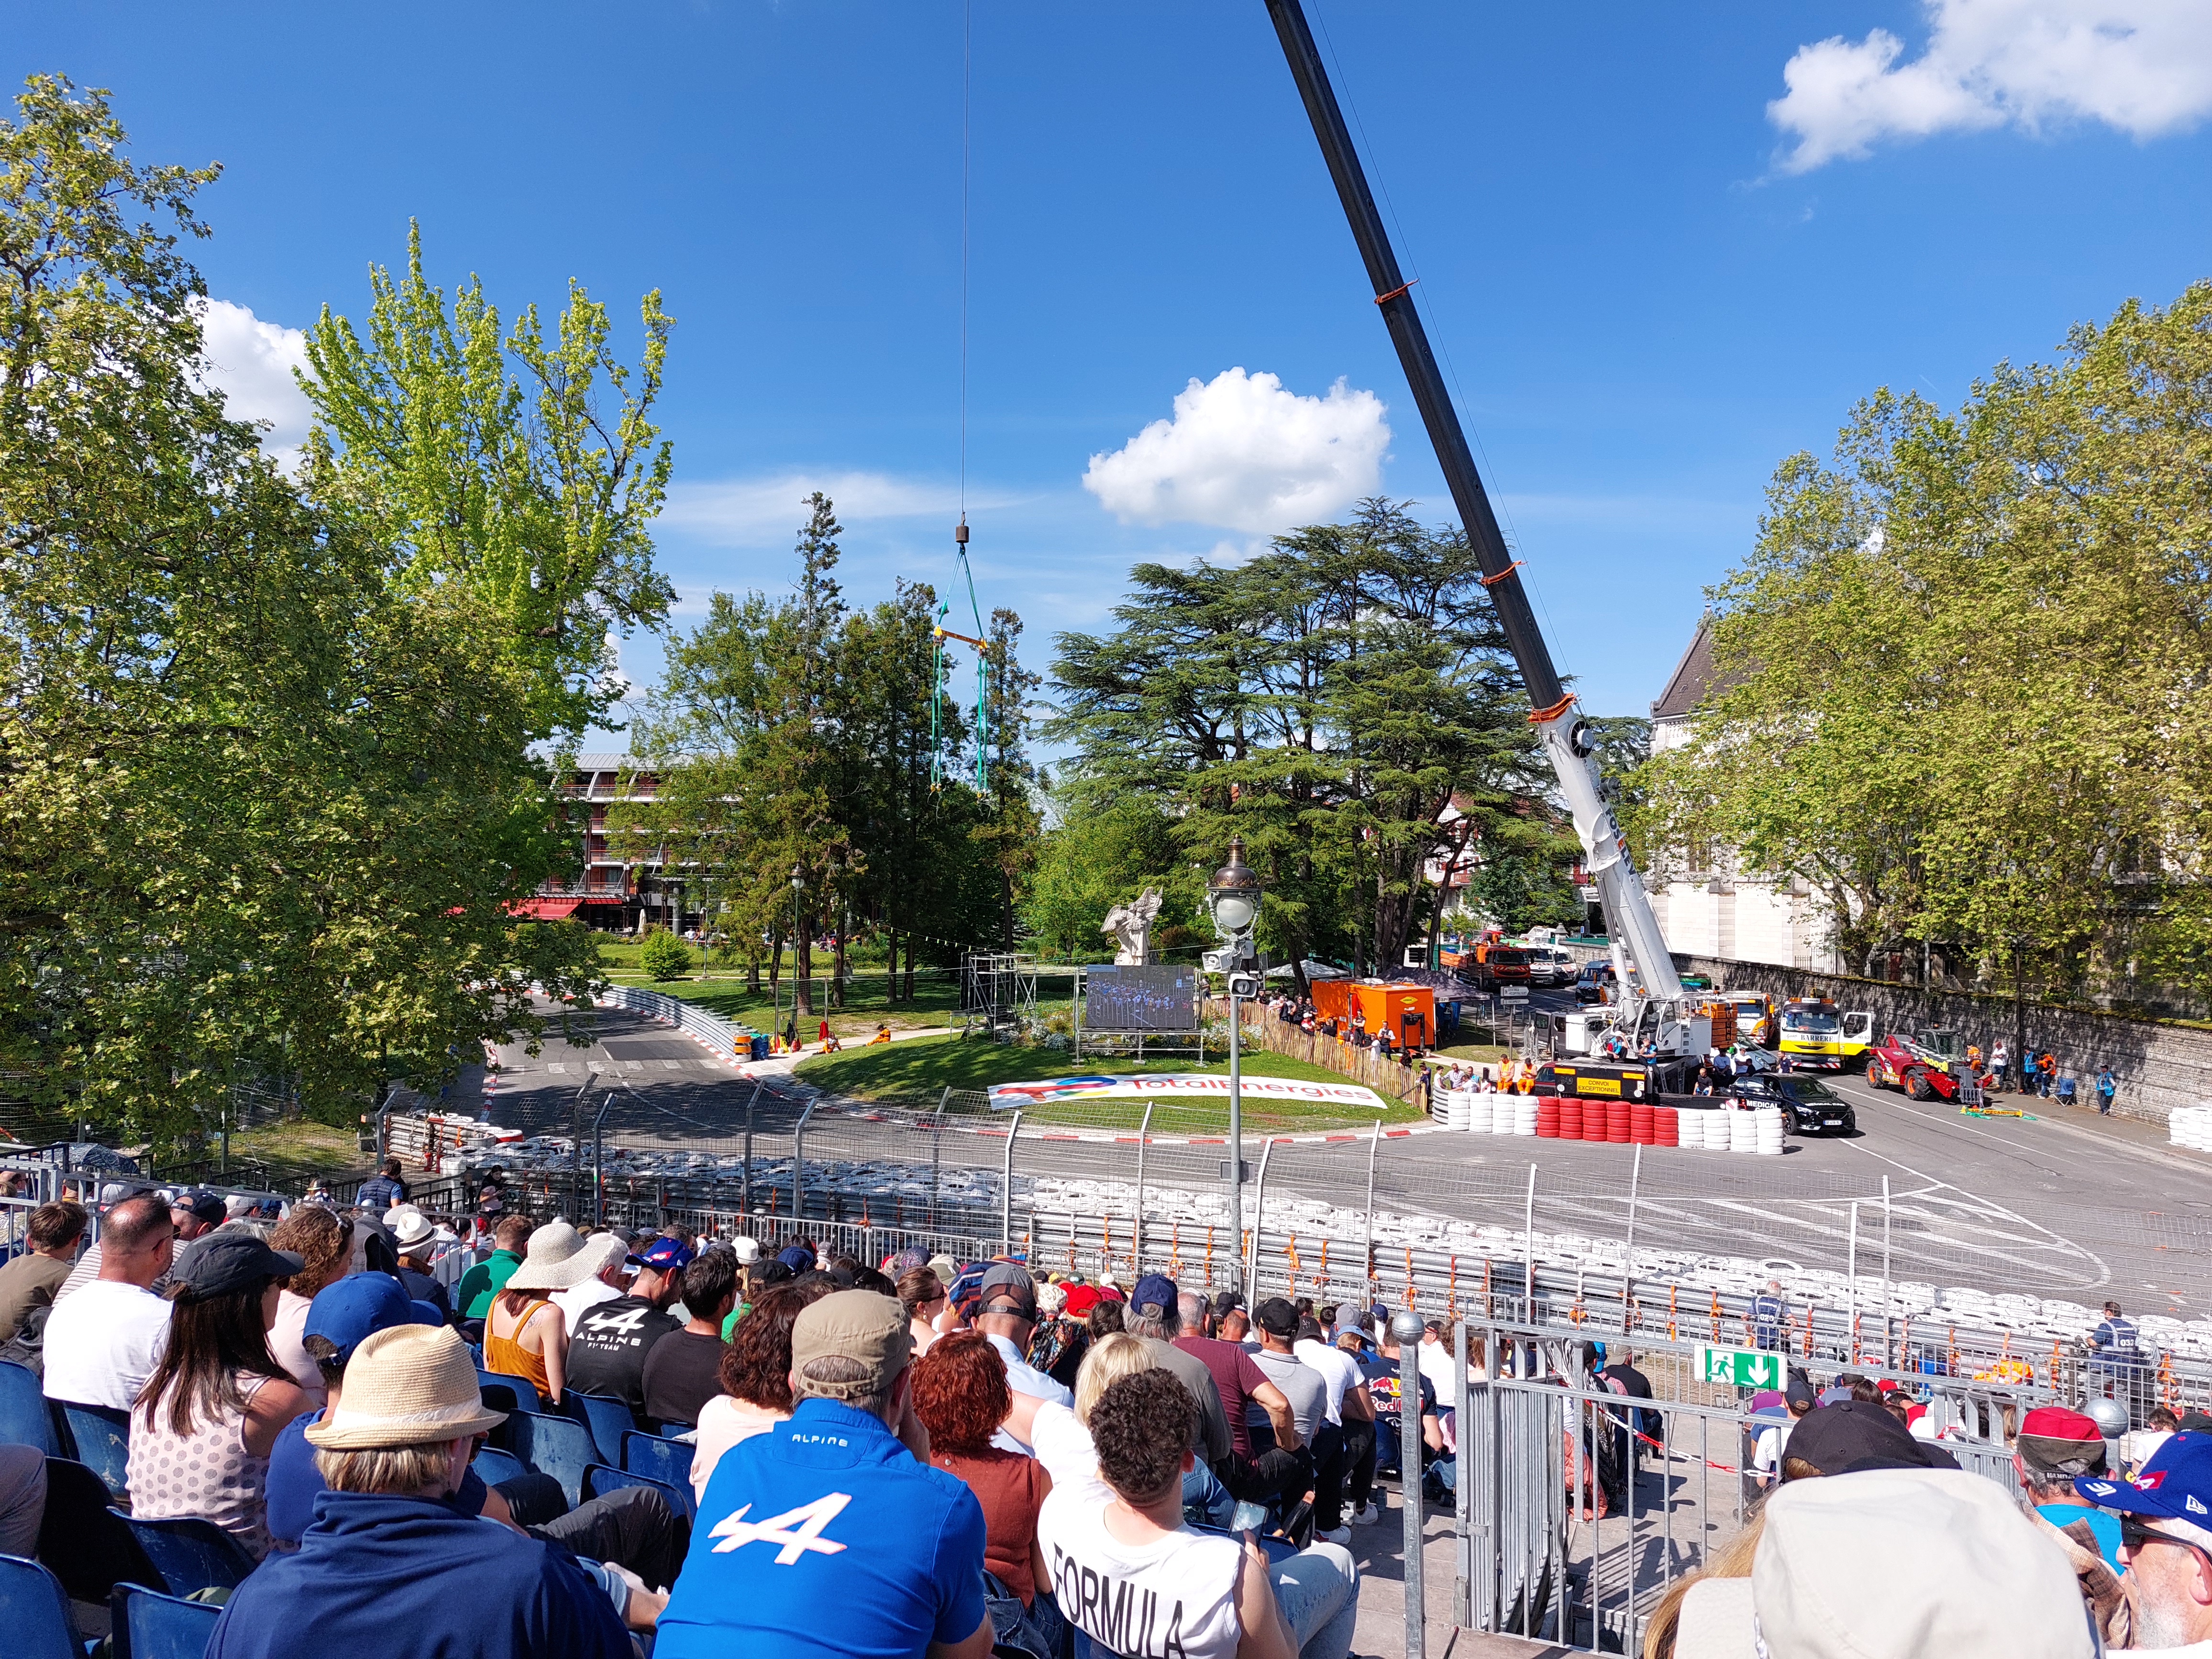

{"left": 1536, "top": 1101, "right": 1560, "bottom": 1139}
{"left": 1655, "top": 1106, "right": 1679, "bottom": 1146}
{"left": 1630, "top": 1103, "right": 1656, "bottom": 1145}
{"left": 1558, "top": 1099, "right": 1583, "bottom": 1140}
{"left": 1606, "top": 1101, "right": 1632, "bottom": 1143}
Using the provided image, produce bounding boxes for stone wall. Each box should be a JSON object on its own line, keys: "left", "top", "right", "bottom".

{"left": 1673, "top": 953, "right": 2212, "bottom": 1127}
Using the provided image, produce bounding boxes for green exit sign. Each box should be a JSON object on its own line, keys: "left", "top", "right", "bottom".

{"left": 1698, "top": 1345, "right": 1783, "bottom": 1390}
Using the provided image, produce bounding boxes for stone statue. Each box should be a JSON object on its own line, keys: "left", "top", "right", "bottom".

{"left": 1102, "top": 888, "right": 1164, "bottom": 965}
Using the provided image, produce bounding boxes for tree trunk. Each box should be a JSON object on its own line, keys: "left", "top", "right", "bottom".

{"left": 886, "top": 921, "right": 899, "bottom": 1005}
{"left": 831, "top": 901, "right": 848, "bottom": 1010}
{"left": 903, "top": 931, "right": 915, "bottom": 1001}
{"left": 796, "top": 917, "right": 814, "bottom": 1020}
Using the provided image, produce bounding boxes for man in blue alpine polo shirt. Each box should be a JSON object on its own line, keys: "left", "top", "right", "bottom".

{"left": 656, "top": 1288, "right": 995, "bottom": 1659}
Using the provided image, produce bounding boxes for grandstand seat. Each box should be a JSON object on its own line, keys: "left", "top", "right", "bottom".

{"left": 0, "top": 1362, "right": 60, "bottom": 1456}
{"left": 35, "top": 1457, "right": 156, "bottom": 1603}
{"left": 570, "top": 1393, "right": 637, "bottom": 1468}
{"left": 584, "top": 1460, "right": 694, "bottom": 1521}
{"left": 54, "top": 1403, "right": 130, "bottom": 1499}
{"left": 119, "top": 1516, "right": 256, "bottom": 1597}
{"left": 509, "top": 1410, "right": 597, "bottom": 1509}
{"left": 622, "top": 1430, "right": 692, "bottom": 1495}
{"left": 480, "top": 1367, "right": 544, "bottom": 1414}
{"left": 471, "top": 1446, "right": 528, "bottom": 1488}
{"left": 111, "top": 1582, "right": 221, "bottom": 1659}
{"left": 0, "top": 1552, "right": 90, "bottom": 1659}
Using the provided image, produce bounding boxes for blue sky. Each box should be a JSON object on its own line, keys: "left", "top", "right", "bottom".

{"left": 11, "top": 1, "right": 2210, "bottom": 742}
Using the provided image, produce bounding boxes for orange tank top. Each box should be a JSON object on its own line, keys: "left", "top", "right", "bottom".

{"left": 485, "top": 1295, "right": 555, "bottom": 1400}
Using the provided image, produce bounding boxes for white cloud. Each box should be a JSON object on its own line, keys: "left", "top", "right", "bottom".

{"left": 193, "top": 299, "right": 313, "bottom": 464}
{"left": 662, "top": 471, "right": 1022, "bottom": 546}
{"left": 1770, "top": 0, "right": 2212, "bottom": 172}
{"left": 1082, "top": 367, "right": 1390, "bottom": 534}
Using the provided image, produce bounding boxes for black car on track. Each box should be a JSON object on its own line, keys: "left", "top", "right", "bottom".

{"left": 1722, "top": 1072, "right": 1857, "bottom": 1136}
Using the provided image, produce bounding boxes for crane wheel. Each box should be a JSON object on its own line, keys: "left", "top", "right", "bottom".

{"left": 1904, "top": 1071, "right": 1933, "bottom": 1101}
{"left": 1866, "top": 1059, "right": 1887, "bottom": 1089}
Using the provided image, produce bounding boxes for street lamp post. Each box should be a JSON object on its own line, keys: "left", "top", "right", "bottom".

{"left": 784, "top": 863, "right": 805, "bottom": 1043}
{"left": 1206, "top": 835, "right": 1263, "bottom": 1294}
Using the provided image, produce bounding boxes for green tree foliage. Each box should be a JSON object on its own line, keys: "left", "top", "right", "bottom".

{"left": 1637, "top": 283, "right": 2212, "bottom": 1001}
{"left": 638, "top": 928, "right": 695, "bottom": 983}
{"left": 299, "top": 223, "right": 675, "bottom": 742}
{"left": 1044, "top": 499, "right": 1561, "bottom": 975}
{"left": 617, "top": 497, "right": 1026, "bottom": 1005}
{"left": 0, "top": 78, "right": 605, "bottom": 1148}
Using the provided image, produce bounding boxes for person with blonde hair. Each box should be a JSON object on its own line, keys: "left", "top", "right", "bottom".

{"left": 1010, "top": 1332, "right": 1156, "bottom": 1489}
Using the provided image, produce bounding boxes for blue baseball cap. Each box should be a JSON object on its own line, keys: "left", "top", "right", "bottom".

{"left": 304, "top": 1274, "right": 442, "bottom": 1364}
{"left": 1132, "top": 1274, "right": 1179, "bottom": 1317}
{"left": 630, "top": 1237, "right": 696, "bottom": 1272}
{"left": 777, "top": 1244, "right": 816, "bottom": 1272}
{"left": 2077, "top": 1431, "right": 2212, "bottom": 1523}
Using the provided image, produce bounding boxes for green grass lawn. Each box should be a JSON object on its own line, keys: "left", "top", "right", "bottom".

{"left": 793, "top": 1034, "right": 1427, "bottom": 1132}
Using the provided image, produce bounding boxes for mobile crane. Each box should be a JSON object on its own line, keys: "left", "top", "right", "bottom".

{"left": 1263, "top": 1, "right": 1706, "bottom": 1059}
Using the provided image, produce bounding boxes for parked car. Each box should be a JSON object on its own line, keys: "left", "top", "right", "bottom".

{"left": 1572, "top": 961, "right": 1617, "bottom": 1005}
{"left": 1723, "top": 1072, "right": 1857, "bottom": 1136}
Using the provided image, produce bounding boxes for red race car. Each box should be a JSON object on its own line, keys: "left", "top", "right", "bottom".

{"left": 1863, "top": 1029, "right": 1973, "bottom": 1101}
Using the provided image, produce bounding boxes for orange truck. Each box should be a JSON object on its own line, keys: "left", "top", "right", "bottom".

{"left": 1310, "top": 980, "right": 1438, "bottom": 1050}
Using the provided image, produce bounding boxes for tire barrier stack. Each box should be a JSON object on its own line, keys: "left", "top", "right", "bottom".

{"left": 2172, "top": 1105, "right": 2212, "bottom": 1150}
{"left": 1471, "top": 1098, "right": 1788, "bottom": 1154}
{"left": 1438, "top": 1090, "right": 1540, "bottom": 1135}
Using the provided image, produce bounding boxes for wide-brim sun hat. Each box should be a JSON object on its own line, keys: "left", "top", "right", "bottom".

{"left": 504, "top": 1218, "right": 597, "bottom": 1291}
{"left": 386, "top": 1206, "right": 436, "bottom": 1249}
{"left": 306, "top": 1323, "right": 507, "bottom": 1449}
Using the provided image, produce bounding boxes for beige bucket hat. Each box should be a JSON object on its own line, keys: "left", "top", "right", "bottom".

{"left": 306, "top": 1324, "right": 507, "bottom": 1449}
{"left": 503, "top": 1219, "right": 597, "bottom": 1291}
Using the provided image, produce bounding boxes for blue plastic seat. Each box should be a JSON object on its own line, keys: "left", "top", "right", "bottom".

{"left": 584, "top": 1459, "right": 695, "bottom": 1520}
{"left": 622, "top": 1429, "right": 693, "bottom": 1496}
{"left": 471, "top": 1445, "right": 528, "bottom": 1487}
{"left": 480, "top": 1367, "right": 544, "bottom": 1414}
{"left": 0, "top": 1362, "right": 60, "bottom": 1456}
{"left": 0, "top": 1552, "right": 88, "bottom": 1659}
{"left": 570, "top": 1393, "right": 638, "bottom": 1468}
{"left": 111, "top": 1581, "right": 221, "bottom": 1659}
{"left": 34, "top": 1457, "right": 156, "bottom": 1604}
{"left": 54, "top": 1403, "right": 130, "bottom": 1499}
{"left": 119, "top": 1516, "right": 256, "bottom": 1597}
{"left": 509, "top": 1410, "right": 598, "bottom": 1509}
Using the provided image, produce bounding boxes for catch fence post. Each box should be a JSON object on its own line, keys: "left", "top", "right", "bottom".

{"left": 1002, "top": 1111, "right": 1023, "bottom": 1255}
{"left": 1622, "top": 1144, "right": 1641, "bottom": 1330}
{"left": 1454, "top": 1318, "right": 1472, "bottom": 1631}
{"left": 1134, "top": 1103, "right": 1154, "bottom": 1272}
{"left": 793, "top": 1100, "right": 815, "bottom": 1224}
{"left": 1245, "top": 1136, "right": 1274, "bottom": 1297}
{"left": 1393, "top": 1308, "right": 1429, "bottom": 1659}
{"left": 1882, "top": 1175, "right": 1894, "bottom": 1368}
{"left": 741, "top": 1083, "right": 760, "bottom": 1217}
{"left": 1522, "top": 1163, "right": 1537, "bottom": 1322}
{"left": 1846, "top": 1200, "right": 1860, "bottom": 1362}
{"left": 1364, "top": 1117, "right": 1383, "bottom": 1299}
{"left": 932, "top": 1087, "right": 949, "bottom": 1227}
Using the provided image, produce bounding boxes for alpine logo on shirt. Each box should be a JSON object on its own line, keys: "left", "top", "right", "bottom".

{"left": 1049, "top": 1545, "right": 1192, "bottom": 1659}
{"left": 708, "top": 1492, "right": 852, "bottom": 1564}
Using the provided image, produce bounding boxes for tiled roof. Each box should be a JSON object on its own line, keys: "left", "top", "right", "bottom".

{"left": 1651, "top": 615, "right": 1716, "bottom": 719}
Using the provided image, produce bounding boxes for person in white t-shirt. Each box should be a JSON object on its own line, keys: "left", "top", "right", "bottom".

{"left": 1038, "top": 1368, "right": 1358, "bottom": 1659}
{"left": 552, "top": 1233, "right": 631, "bottom": 1329}
{"left": 42, "top": 1194, "right": 176, "bottom": 1410}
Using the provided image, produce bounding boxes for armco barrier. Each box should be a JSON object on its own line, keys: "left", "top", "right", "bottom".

{"left": 591, "top": 984, "right": 756, "bottom": 1062}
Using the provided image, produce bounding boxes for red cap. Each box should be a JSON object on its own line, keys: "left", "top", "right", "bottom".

{"left": 1062, "top": 1285, "right": 1102, "bottom": 1317}
{"left": 2020, "top": 1406, "right": 2103, "bottom": 1443}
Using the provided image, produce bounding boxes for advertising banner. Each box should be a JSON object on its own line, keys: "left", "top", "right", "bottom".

{"left": 985, "top": 1072, "right": 1388, "bottom": 1113}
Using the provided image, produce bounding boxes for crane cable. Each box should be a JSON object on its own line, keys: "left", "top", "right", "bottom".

{"left": 932, "top": 0, "right": 989, "bottom": 793}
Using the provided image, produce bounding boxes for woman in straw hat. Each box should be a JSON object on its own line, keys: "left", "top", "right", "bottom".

{"left": 486, "top": 1220, "right": 595, "bottom": 1406}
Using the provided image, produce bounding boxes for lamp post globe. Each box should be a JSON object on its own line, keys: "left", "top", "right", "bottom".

{"left": 1207, "top": 834, "right": 1261, "bottom": 939}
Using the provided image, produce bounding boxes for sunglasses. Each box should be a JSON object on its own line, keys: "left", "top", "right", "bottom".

{"left": 2121, "top": 1517, "right": 2212, "bottom": 1572}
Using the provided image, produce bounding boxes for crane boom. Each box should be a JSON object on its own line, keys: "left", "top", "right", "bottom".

{"left": 1261, "top": 0, "right": 1691, "bottom": 1041}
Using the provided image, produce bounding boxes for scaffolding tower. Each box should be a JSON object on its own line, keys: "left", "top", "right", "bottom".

{"left": 961, "top": 951, "right": 1038, "bottom": 1039}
